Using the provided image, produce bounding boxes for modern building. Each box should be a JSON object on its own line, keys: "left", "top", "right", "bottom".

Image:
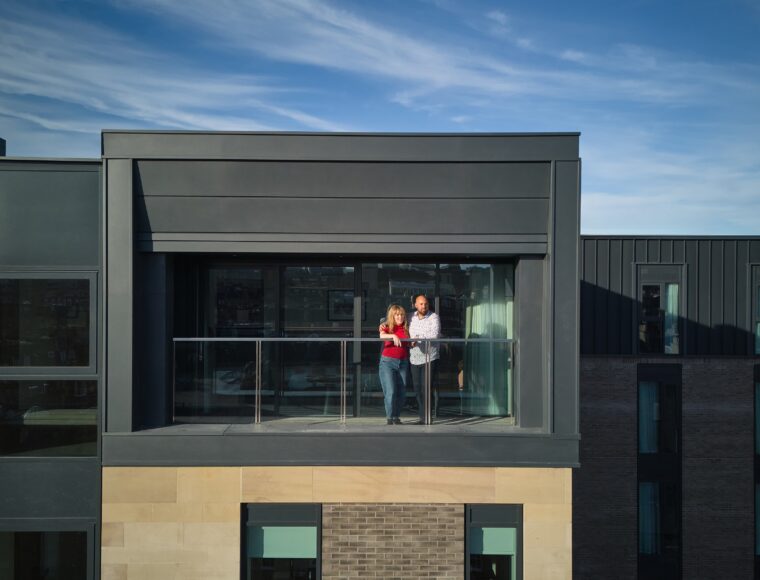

{"left": 0, "top": 132, "right": 580, "bottom": 579}
{"left": 576, "top": 236, "right": 760, "bottom": 580}
{"left": 3, "top": 131, "right": 756, "bottom": 580}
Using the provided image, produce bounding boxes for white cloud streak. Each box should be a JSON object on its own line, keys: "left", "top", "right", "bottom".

{"left": 0, "top": 2, "right": 347, "bottom": 143}
{"left": 117, "top": 0, "right": 760, "bottom": 108}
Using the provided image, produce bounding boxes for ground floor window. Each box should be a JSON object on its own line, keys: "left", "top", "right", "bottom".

{"left": 243, "top": 504, "right": 320, "bottom": 580}
{"left": 0, "top": 529, "right": 89, "bottom": 580}
{"left": 467, "top": 504, "right": 522, "bottom": 580}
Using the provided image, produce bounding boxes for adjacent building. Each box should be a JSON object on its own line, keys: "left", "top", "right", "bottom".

{"left": 0, "top": 132, "right": 580, "bottom": 579}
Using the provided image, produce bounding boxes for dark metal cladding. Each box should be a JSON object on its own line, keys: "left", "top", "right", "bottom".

{"left": 581, "top": 236, "right": 760, "bottom": 355}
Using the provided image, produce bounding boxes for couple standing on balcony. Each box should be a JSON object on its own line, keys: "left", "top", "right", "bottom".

{"left": 378, "top": 294, "right": 441, "bottom": 425}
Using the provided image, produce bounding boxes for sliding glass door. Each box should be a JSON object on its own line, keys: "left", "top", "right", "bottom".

{"left": 177, "top": 258, "right": 514, "bottom": 423}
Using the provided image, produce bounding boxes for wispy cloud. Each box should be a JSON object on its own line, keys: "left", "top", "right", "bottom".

{"left": 115, "top": 0, "right": 760, "bottom": 112}
{"left": 581, "top": 124, "right": 760, "bottom": 234}
{"left": 0, "top": 2, "right": 346, "bottom": 141}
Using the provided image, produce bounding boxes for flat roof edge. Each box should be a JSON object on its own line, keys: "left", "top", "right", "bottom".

{"left": 582, "top": 234, "right": 760, "bottom": 240}
{"left": 0, "top": 157, "right": 101, "bottom": 163}
{"left": 101, "top": 130, "right": 581, "bottom": 137}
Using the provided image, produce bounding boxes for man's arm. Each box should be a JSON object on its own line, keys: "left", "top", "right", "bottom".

{"left": 430, "top": 312, "right": 441, "bottom": 338}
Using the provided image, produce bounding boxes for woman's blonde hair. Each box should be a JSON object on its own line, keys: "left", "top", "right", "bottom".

{"left": 385, "top": 303, "right": 408, "bottom": 332}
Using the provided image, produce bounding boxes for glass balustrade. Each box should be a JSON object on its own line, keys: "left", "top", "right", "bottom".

{"left": 174, "top": 338, "right": 513, "bottom": 426}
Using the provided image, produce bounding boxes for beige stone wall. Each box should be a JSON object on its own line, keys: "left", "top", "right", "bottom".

{"left": 101, "top": 466, "right": 572, "bottom": 580}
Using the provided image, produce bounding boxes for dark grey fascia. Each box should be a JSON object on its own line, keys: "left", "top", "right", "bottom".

{"left": 102, "top": 131, "right": 580, "bottom": 161}
{"left": 101, "top": 432, "right": 579, "bottom": 467}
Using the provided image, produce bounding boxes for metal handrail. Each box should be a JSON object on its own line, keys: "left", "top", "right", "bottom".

{"left": 173, "top": 337, "right": 514, "bottom": 342}
{"left": 173, "top": 336, "right": 514, "bottom": 425}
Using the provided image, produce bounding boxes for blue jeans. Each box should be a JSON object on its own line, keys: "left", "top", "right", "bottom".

{"left": 378, "top": 356, "right": 410, "bottom": 419}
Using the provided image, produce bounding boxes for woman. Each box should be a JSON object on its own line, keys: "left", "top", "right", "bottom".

{"left": 378, "top": 304, "right": 411, "bottom": 425}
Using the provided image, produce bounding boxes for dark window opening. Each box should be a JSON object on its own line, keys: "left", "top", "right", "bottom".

{"left": 637, "top": 265, "right": 683, "bottom": 355}
{"left": 0, "top": 531, "right": 87, "bottom": 580}
{"left": 638, "top": 364, "right": 682, "bottom": 580}
{"left": 0, "top": 278, "right": 91, "bottom": 367}
{"left": 0, "top": 380, "right": 97, "bottom": 456}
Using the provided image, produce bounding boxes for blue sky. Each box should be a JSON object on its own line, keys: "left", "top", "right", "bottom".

{"left": 1, "top": 0, "right": 758, "bottom": 234}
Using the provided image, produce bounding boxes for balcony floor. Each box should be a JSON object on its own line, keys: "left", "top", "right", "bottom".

{"left": 142, "top": 413, "right": 518, "bottom": 435}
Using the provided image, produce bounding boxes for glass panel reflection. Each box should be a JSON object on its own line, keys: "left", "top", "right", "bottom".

{"left": 0, "top": 279, "right": 90, "bottom": 366}
{"left": 440, "top": 264, "right": 514, "bottom": 417}
{"left": 0, "top": 380, "right": 97, "bottom": 456}
{"left": 0, "top": 531, "right": 87, "bottom": 580}
{"left": 206, "top": 267, "right": 277, "bottom": 337}
{"left": 174, "top": 341, "right": 256, "bottom": 423}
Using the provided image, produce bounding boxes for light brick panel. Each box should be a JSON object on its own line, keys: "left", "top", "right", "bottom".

{"left": 322, "top": 503, "right": 463, "bottom": 580}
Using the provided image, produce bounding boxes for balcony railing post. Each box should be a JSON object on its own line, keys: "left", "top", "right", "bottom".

{"left": 424, "top": 340, "right": 432, "bottom": 425}
{"left": 340, "top": 339, "right": 347, "bottom": 425}
{"left": 255, "top": 339, "right": 262, "bottom": 424}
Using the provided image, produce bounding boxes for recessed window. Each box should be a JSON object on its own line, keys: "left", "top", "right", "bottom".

{"left": 754, "top": 283, "right": 760, "bottom": 355}
{"left": 242, "top": 504, "right": 320, "bottom": 580}
{"left": 0, "top": 275, "right": 95, "bottom": 369}
{"left": 467, "top": 504, "right": 522, "bottom": 580}
{"left": 0, "top": 530, "right": 88, "bottom": 580}
{"left": 638, "top": 381, "right": 679, "bottom": 455}
{"left": 638, "top": 365, "right": 681, "bottom": 580}
{"left": 0, "top": 380, "right": 97, "bottom": 456}
{"left": 637, "top": 266, "right": 682, "bottom": 355}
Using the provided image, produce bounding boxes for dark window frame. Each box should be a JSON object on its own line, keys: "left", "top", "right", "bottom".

{"left": 634, "top": 264, "right": 685, "bottom": 356}
{"left": 0, "top": 272, "right": 98, "bottom": 375}
{"left": 466, "top": 504, "right": 523, "bottom": 580}
{"left": 0, "top": 519, "right": 96, "bottom": 580}
{"left": 751, "top": 265, "right": 760, "bottom": 356}
{"left": 241, "top": 503, "right": 321, "bottom": 580}
{"left": 637, "top": 364, "right": 682, "bottom": 580}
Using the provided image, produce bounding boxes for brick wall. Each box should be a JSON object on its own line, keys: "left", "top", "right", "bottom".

{"left": 681, "top": 359, "right": 754, "bottom": 580}
{"left": 574, "top": 357, "right": 638, "bottom": 580}
{"left": 575, "top": 357, "right": 756, "bottom": 580}
{"left": 322, "top": 503, "right": 463, "bottom": 580}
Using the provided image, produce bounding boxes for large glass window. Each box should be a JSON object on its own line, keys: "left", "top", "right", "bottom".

{"left": 467, "top": 504, "right": 522, "bottom": 580}
{"left": 0, "top": 380, "right": 97, "bottom": 456}
{"left": 0, "top": 530, "right": 87, "bottom": 580}
{"left": 175, "top": 259, "right": 515, "bottom": 423}
{"left": 0, "top": 277, "right": 93, "bottom": 368}
{"left": 243, "top": 504, "right": 319, "bottom": 580}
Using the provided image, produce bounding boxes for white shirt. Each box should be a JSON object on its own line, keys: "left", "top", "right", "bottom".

{"left": 408, "top": 311, "right": 441, "bottom": 365}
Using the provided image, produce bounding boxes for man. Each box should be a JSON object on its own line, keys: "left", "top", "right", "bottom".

{"left": 408, "top": 294, "right": 441, "bottom": 423}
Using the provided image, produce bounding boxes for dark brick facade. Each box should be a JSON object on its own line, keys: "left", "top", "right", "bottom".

{"left": 575, "top": 357, "right": 756, "bottom": 580}
{"left": 321, "top": 503, "right": 464, "bottom": 580}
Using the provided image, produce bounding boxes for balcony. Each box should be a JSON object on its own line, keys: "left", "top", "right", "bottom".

{"left": 172, "top": 337, "right": 515, "bottom": 431}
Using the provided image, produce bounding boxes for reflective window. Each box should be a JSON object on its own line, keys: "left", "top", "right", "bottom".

{"left": 0, "top": 278, "right": 90, "bottom": 366}
{"left": 638, "top": 482, "right": 680, "bottom": 558}
{"left": 0, "top": 531, "right": 87, "bottom": 580}
{"left": 0, "top": 380, "right": 97, "bottom": 456}
{"left": 638, "top": 381, "right": 679, "bottom": 454}
{"left": 467, "top": 504, "right": 522, "bottom": 580}
{"left": 639, "top": 282, "right": 679, "bottom": 354}
{"left": 755, "top": 286, "right": 760, "bottom": 355}
{"left": 243, "top": 504, "right": 319, "bottom": 580}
